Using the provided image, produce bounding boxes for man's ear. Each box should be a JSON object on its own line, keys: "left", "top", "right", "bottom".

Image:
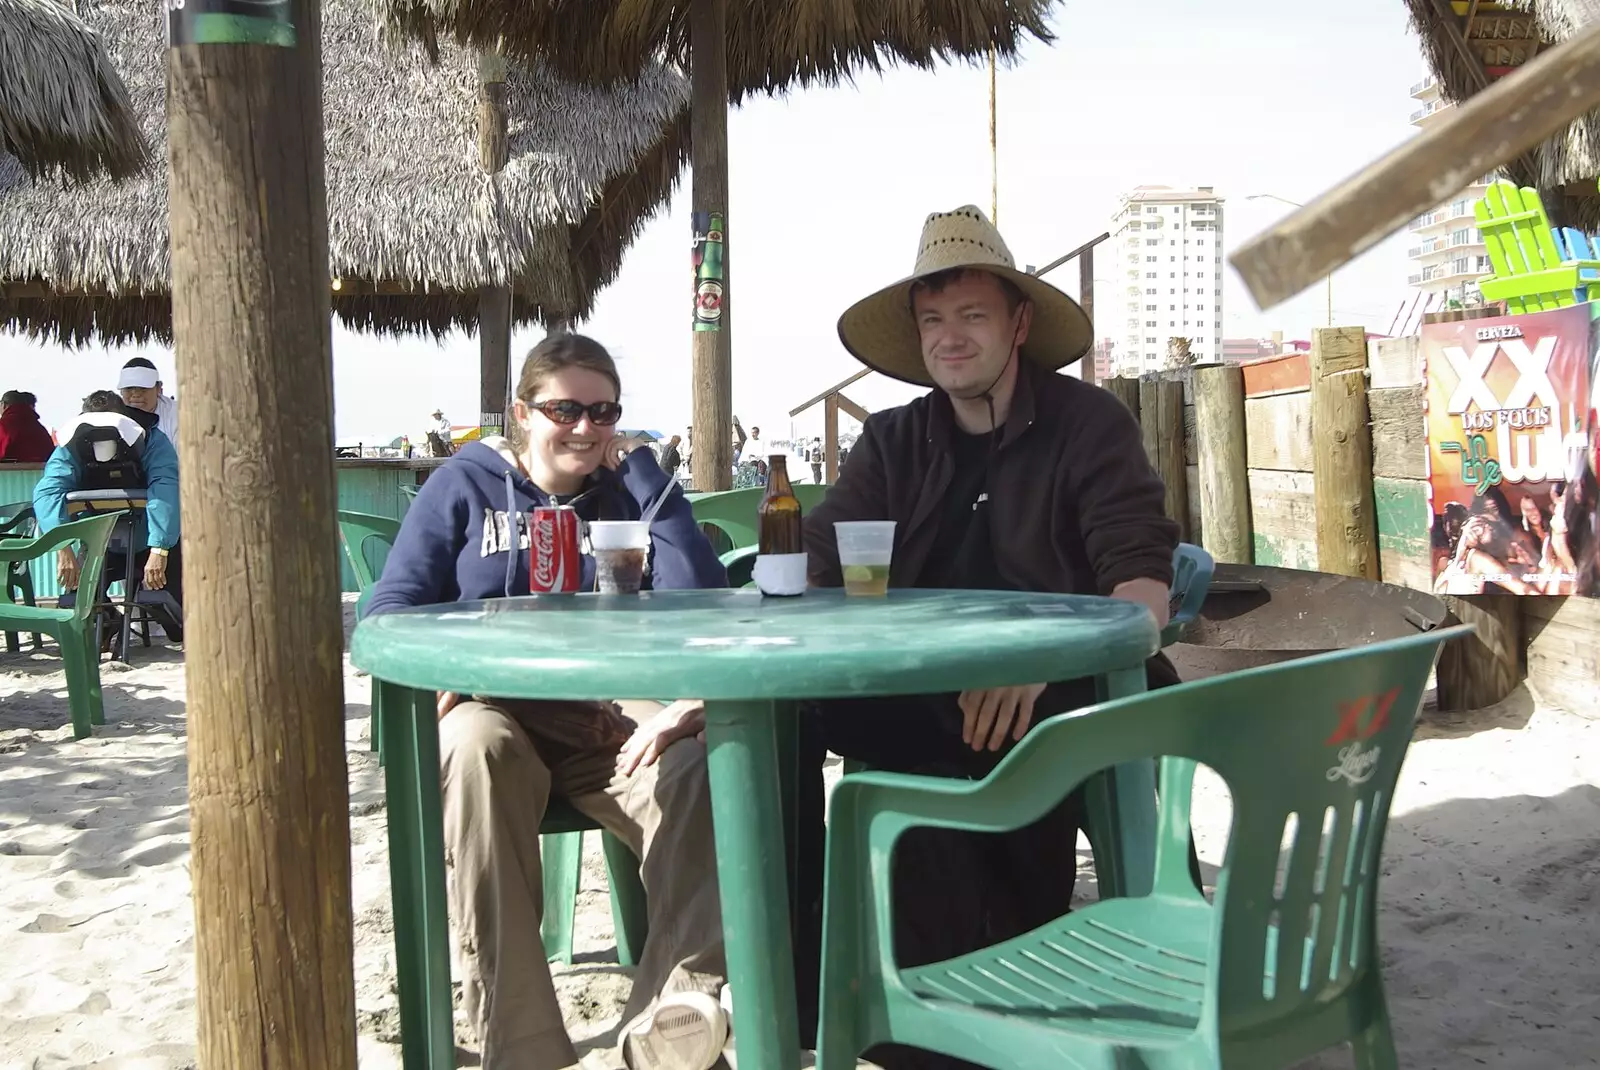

{"left": 1015, "top": 300, "right": 1034, "bottom": 347}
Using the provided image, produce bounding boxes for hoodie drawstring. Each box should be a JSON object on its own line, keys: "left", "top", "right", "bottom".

{"left": 503, "top": 471, "right": 518, "bottom": 599}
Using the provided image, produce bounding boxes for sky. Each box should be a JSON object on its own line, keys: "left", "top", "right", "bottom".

{"left": 1, "top": 0, "right": 1430, "bottom": 447}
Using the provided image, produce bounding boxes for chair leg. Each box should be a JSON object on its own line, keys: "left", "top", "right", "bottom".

{"left": 57, "top": 630, "right": 99, "bottom": 739}
{"left": 601, "top": 831, "right": 649, "bottom": 968}
{"left": 21, "top": 573, "right": 40, "bottom": 650}
{"left": 540, "top": 831, "right": 583, "bottom": 964}
{"left": 1351, "top": 991, "right": 1399, "bottom": 1069}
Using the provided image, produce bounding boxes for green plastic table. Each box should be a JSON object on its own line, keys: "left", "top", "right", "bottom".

{"left": 350, "top": 588, "right": 1161, "bottom": 1070}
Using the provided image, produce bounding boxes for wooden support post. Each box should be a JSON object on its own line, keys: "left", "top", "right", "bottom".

{"left": 1138, "top": 378, "right": 1189, "bottom": 541}
{"left": 1079, "top": 246, "right": 1096, "bottom": 386}
{"left": 1310, "top": 327, "right": 1379, "bottom": 579}
{"left": 1437, "top": 594, "right": 1523, "bottom": 710}
{"left": 1193, "top": 364, "right": 1251, "bottom": 563}
{"left": 823, "top": 394, "right": 840, "bottom": 484}
{"left": 1106, "top": 376, "right": 1140, "bottom": 421}
{"left": 478, "top": 51, "right": 511, "bottom": 438}
{"left": 166, "top": 0, "right": 356, "bottom": 1064}
{"left": 689, "top": 0, "right": 732, "bottom": 492}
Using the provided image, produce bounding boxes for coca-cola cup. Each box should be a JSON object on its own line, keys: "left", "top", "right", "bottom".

{"left": 589, "top": 520, "right": 650, "bottom": 594}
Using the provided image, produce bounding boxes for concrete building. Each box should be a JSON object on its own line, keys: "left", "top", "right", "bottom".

{"left": 1407, "top": 76, "right": 1494, "bottom": 304}
{"left": 1111, "top": 185, "right": 1224, "bottom": 375}
{"left": 1221, "top": 337, "right": 1279, "bottom": 363}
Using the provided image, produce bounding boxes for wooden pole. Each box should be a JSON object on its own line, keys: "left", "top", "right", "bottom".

{"left": 166, "top": 0, "right": 356, "bottom": 1064}
{"left": 1193, "top": 363, "right": 1251, "bottom": 563}
{"left": 478, "top": 50, "right": 511, "bottom": 438}
{"left": 824, "top": 394, "right": 839, "bottom": 483}
{"left": 689, "top": 0, "right": 732, "bottom": 492}
{"left": 1106, "top": 376, "right": 1140, "bottom": 422}
{"left": 1436, "top": 595, "right": 1523, "bottom": 710}
{"left": 1138, "top": 378, "right": 1189, "bottom": 541}
{"left": 1310, "top": 326, "right": 1379, "bottom": 579}
{"left": 988, "top": 43, "right": 998, "bottom": 224}
{"left": 1078, "top": 245, "right": 1096, "bottom": 386}
{"left": 1229, "top": 22, "right": 1600, "bottom": 310}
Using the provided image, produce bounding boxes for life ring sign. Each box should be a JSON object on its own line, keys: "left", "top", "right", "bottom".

{"left": 168, "top": 0, "right": 295, "bottom": 47}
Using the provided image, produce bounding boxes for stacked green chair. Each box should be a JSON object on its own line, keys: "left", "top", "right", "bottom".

{"left": 0, "top": 501, "right": 42, "bottom": 652}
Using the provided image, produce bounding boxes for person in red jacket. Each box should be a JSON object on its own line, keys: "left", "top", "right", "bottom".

{"left": 0, "top": 391, "right": 55, "bottom": 463}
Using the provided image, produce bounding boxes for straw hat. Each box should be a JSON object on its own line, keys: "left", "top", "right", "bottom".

{"left": 837, "top": 205, "right": 1094, "bottom": 386}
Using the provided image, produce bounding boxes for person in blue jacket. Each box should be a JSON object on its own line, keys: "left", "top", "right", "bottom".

{"left": 363, "top": 334, "right": 732, "bottom": 1070}
{"left": 35, "top": 390, "right": 182, "bottom": 647}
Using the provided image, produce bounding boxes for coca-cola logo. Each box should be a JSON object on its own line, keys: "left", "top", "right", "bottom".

{"left": 532, "top": 512, "right": 560, "bottom": 589}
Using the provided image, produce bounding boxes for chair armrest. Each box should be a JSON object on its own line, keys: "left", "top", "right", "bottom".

{"left": 719, "top": 545, "right": 757, "bottom": 588}
{"left": 0, "top": 512, "right": 123, "bottom": 565}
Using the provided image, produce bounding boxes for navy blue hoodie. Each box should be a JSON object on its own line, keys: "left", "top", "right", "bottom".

{"left": 362, "top": 439, "right": 726, "bottom": 616}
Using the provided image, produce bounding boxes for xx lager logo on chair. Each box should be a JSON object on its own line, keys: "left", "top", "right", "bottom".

{"left": 1323, "top": 687, "right": 1399, "bottom": 787}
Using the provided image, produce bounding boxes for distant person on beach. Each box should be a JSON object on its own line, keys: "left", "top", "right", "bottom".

{"left": 0, "top": 390, "right": 54, "bottom": 462}
{"left": 660, "top": 433, "right": 683, "bottom": 478}
{"left": 363, "top": 335, "right": 734, "bottom": 1070}
{"left": 808, "top": 436, "right": 824, "bottom": 482}
{"left": 118, "top": 358, "right": 178, "bottom": 453}
{"left": 35, "top": 390, "right": 183, "bottom": 651}
{"left": 794, "top": 205, "right": 1186, "bottom": 1068}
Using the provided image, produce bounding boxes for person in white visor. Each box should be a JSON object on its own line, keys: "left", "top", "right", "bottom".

{"left": 118, "top": 357, "right": 179, "bottom": 453}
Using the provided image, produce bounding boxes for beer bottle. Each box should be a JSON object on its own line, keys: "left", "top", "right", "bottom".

{"left": 758, "top": 454, "right": 803, "bottom": 555}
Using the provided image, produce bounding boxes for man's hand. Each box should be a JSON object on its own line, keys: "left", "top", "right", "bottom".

{"left": 616, "top": 699, "right": 705, "bottom": 776}
{"left": 143, "top": 552, "right": 168, "bottom": 592}
{"left": 958, "top": 683, "right": 1047, "bottom": 752}
{"left": 1112, "top": 577, "right": 1170, "bottom": 630}
{"left": 436, "top": 691, "right": 462, "bottom": 721}
{"left": 56, "top": 547, "right": 79, "bottom": 592}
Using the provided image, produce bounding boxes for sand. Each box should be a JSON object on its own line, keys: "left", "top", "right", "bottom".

{"left": 1, "top": 602, "right": 1596, "bottom": 1068}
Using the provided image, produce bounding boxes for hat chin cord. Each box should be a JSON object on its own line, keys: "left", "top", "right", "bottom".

{"left": 977, "top": 319, "right": 1024, "bottom": 435}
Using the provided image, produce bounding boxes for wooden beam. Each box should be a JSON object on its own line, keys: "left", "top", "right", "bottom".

{"left": 166, "top": 0, "right": 358, "bottom": 1064}
{"left": 1433, "top": 0, "right": 1491, "bottom": 92}
{"left": 478, "top": 49, "right": 511, "bottom": 439}
{"left": 788, "top": 366, "right": 870, "bottom": 416}
{"left": 1138, "top": 378, "right": 1188, "bottom": 542}
{"left": 1229, "top": 21, "right": 1600, "bottom": 310}
{"left": 689, "top": 0, "right": 732, "bottom": 493}
{"left": 1031, "top": 232, "right": 1110, "bottom": 280}
{"left": 834, "top": 393, "right": 869, "bottom": 423}
{"left": 823, "top": 394, "right": 839, "bottom": 483}
{"left": 1079, "top": 245, "right": 1096, "bottom": 386}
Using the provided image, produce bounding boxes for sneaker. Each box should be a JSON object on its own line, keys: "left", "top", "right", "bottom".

{"left": 624, "top": 991, "right": 728, "bottom": 1070}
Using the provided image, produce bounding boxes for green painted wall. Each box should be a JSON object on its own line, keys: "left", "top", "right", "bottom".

{"left": 1374, "top": 476, "right": 1431, "bottom": 570}
{"left": 1, "top": 462, "right": 418, "bottom": 599}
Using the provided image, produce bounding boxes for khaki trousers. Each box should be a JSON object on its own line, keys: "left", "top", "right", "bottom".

{"left": 440, "top": 699, "right": 726, "bottom": 1069}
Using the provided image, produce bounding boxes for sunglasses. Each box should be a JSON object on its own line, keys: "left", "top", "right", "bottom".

{"left": 529, "top": 399, "right": 623, "bottom": 426}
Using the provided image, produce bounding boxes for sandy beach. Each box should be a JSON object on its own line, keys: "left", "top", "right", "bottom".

{"left": 1, "top": 605, "right": 1596, "bottom": 1068}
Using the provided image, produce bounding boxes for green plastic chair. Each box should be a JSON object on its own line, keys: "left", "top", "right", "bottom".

{"left": 0, "top": 501, "right": 42, "bottom": 652}
{"left": 1475, "top": 180, "right": 1600, "bottom": 313}
{"left": 816, "top": 624, "right": 1469, "bottom": 1070}
{"left": 336, "top": 509, "right": 650, "bottom": 967}
{"left": 0, "top": 512, "right": 122, "bottom": 739}
{"left": 691, "top": 484, "right": 831, "bottom": 554}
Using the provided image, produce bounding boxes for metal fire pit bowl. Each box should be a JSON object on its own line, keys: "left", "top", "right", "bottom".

{"left": 1165, "top": 563, "right": 1449, "bottom": 681}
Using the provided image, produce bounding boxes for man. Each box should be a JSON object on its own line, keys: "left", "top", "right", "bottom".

{"left": 660, "top": 433, "right": 684, "bottom": 478}
{"left": 0, "top": 390, "right": 54, "bottom": 462}
{"left": 797, "top": 206, "right": 1180, "bottom": 1067}
{"left": 808, "top": 437, "right": 824, "bottom": 483}
{"left": 118, "top": 358, "right": 179, "bottom": 452}
{"left": 427, "top": 408, "right": 455, "bottom": 457}
{"left": 35, "top": 390, "right": 183, "bottom": 649}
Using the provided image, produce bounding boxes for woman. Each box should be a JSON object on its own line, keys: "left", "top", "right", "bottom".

{"left": 365, "top": 335, "right": 730, "bottom": 1070}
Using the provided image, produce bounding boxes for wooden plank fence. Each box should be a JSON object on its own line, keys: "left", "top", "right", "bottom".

{"left": 1108, "top": 327, "right": 1599, "bottom": 718}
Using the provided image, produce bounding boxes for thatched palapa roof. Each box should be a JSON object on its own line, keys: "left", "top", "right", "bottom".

{"left": 0, "top": 0, "right": 148, "bottom": 182}
{"left": 1404, "top": 0, "right": 1600, "bottom": 226}
{"left": 376, "top": 0, "right": 1059, "bottom": 102}
{"left": 0, "top": 0, "right": 689, "bottom": 345}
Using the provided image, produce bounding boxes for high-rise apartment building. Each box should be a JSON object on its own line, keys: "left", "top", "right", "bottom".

{"left": 1407, "top": 77, "right": 1494, "bottom": 303}
{"left": 1111, "top": 185, "right": 1225, "bottom": 375}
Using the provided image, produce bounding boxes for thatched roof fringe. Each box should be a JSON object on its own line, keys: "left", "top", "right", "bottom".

{"left": 0, "top": 0, "right": 148, "bottom": 182}
{"left": 373, "top": 0, "right": 1059, "bottom": 104}
{"left": 0, "top": 0, "right": 689, "bottom": 342}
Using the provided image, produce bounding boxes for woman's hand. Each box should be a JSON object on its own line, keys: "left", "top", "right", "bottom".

{"left": 616, "top": 699, "right": 705, "bottom": 776}
{"left": 602, "top": 435, "right": 648, "bottom": 472}
{"left": 436, "top": 691, "right": 462, "bottom": 721}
